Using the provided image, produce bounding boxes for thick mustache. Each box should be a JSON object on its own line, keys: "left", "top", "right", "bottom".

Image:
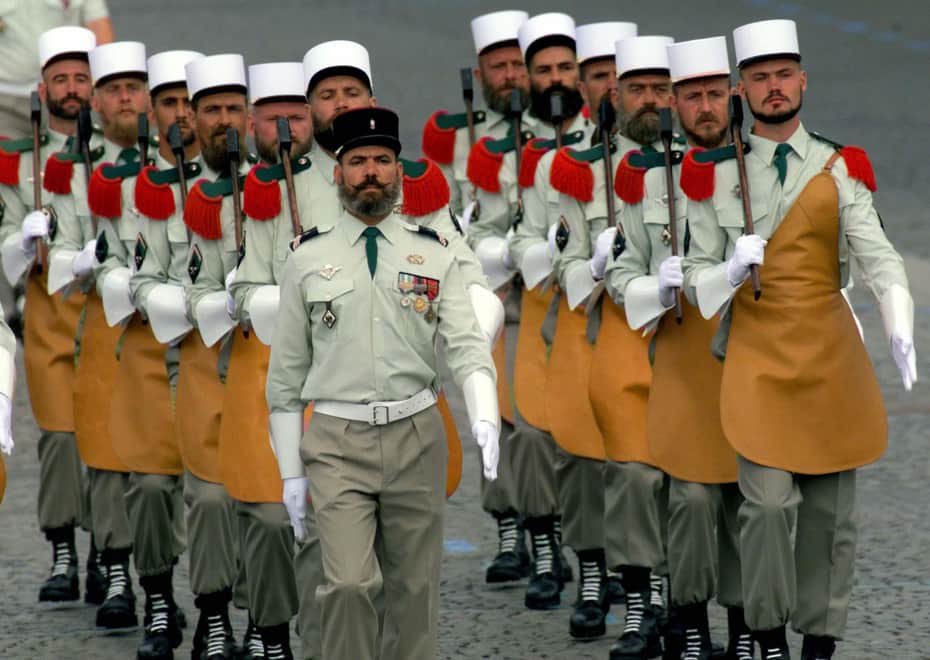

{"left": 765, "top": 93, "right": 789, "bottom": 103}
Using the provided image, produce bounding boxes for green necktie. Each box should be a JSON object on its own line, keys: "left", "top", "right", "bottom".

{"left": 362, "top": 226, "right": 381, "bottom": 278}
{"left": 773, "top": 143, "right": 791, "bottom": 185}
{"left": 642, "top": 144, "right": 657, "bottom": 154}
{"left": 117, "top": 147, "right": 140, "bottom": 165}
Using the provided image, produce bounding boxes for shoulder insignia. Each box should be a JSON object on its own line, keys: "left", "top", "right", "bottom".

{"left": 146, "top": 161, "right": 202, "bottom": 186}
{"left": 401, "top": 157, "right": 450, "bottom": 217}
{"left": 550, "top": 146, "right": 595, "bottom": 202}
{"left": 188, "top": 245, "right": 203, "bottom": 283}
{"left": 680, "top": 144, "right": 750, "bottom": 201}
{"left": 612, "top": 228, "right": 626, "bottom": 259}
{"left": 290, "top": 226, "right": 325, "bottom": 251}
{"left": 555, "top": 216, "right": 570, "bottom": 252}
{"left": 135, "top": 165, "right": 177, "bottom": 220}
{"left": 43, "top": 152, "right": 75, "bottom": 194}
{"left": 673, "top": 133, "right": 687, "bottom": 146}
{"left": 0, "top": 134, "right": 51, "bottom": 186}
{"left": 184, "top": 179, "right": 223, "bottom": 240}
{"left": 197, "top": 173, "right": 246, "bottom": 199}
{"left": 810, "top": 132, "right": 876, "bottom": 192}
{"left": 134, "top": 233, "right": 147, "bottom": 270}
{"left": 421, "top": 109, "right": 487, "bottom": 165}
{"left": 95, "top": 230, "right": 109, "bottom": 262}
{"left": 518, "top": 131, "right": 586, "bottom": 188}
{"left": 614, "top": 149, "right": 684, "bottom": 204}
{"left": 46, "top": 204, "right": 58, "bottom": 241}
{"left": 88, "top": 162, "right": 125, "bottom": 219}
{"left": 243, "top": 163, "right": 282, "bottom": 221}
{"left": 405, "top": 223, "right": 448, "bottom": 247}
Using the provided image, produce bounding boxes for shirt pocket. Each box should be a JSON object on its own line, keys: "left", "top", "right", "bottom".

{"left": 304, "top": 276, "right": 354, "bottom": 338}
{"left": 713, "top": 187, "right": 767, "bottom": 231}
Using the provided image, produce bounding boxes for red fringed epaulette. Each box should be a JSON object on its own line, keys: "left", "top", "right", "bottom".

{"left": 466, "top": 137, "right": 504, "bottom": 193}
{"left": 43, "top": 153, "right": 74, "bottom": 194}
{"left": 402, "top": 158, "right": 450, "bottom": 217}
{"left": 243, "top": 164, "right": 281, "bottom": 221}
{"left": 421, "top": 111, "right": 457, "bottom": 166}
{"left": 679, "top": 148, "right": 715, "bottom": 201}
{"left": 184, "top": 180, "right": 223, "bottom": 240}
{"left": 614, "top": 150, "right": 647, "bottom": 204}
{"left": 135, "top": 165, "right": 176, "bottom": 220}
{"left": 518, "top": 138, "right": 551, "bottom": 188}
{"left": 88, "top": 163, "right": 123, "bottom": 218}
{"left": 549, "top": 147, "right": 594, "bottom": 203}
{"left": 0, "top": 140, "right": 20, "bottom": 186}
{"left": 839, "top": 146, "right": 876, "bottom": 192}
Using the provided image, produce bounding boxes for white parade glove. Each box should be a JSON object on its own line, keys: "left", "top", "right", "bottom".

{"left": 590, "top": 227, "right": 616, "bottom": 280}
{"left": 657, "top": 255, "right": 683, "bottom": 308}
{"left": 726, "top": 234, "right": 766, "bottom": 286}
{"left": 880, "top": 284, "right": 917, "bottom": 391}
{"left": 0, "top": 394, "right": 11, "bottom": 456}
{"left": 472, "top": 420, "right": 500, "bottom": 481}
{"left": 21, "top": 209, "right": 50, "bottom": 250}
{"left": 224, "top": 267, "right": 237, "bottom": 317}
{"left": 546, "top": 223, "right": 559, "bottom": 260}
{"left": 71, "top": 239, "right": 97, "bottom": 277}
{"left": 282, "top": 476, "right": 308, "bottom": 542}
{"left": 891, "top": 335, "right": 917, "bottom": 391}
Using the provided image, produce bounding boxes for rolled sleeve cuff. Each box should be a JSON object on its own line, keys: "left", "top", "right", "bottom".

{"left": 270, "top": 411, "right": 305, "bottom": 480}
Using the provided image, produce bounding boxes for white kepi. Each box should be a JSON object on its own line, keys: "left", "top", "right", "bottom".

{"left": 38, "top": 26, "right": 96, "bottom": 70}
{"left": 576, "top": 22, "right": 638, "bottom": 65}
{"left": 185, "top": 53, "right": 248, "bottom": 104}
{"left": 470, "top": 10, "right": 528, "bottom": 55}
{"left": 148, "top": 50, "right": 204, "bottom": 96}
{"left": 517, "top": 12, "right": 576, "bottom": 62}
{"left": 249, "top": 62, "right": 306, "bottom": 106}
{"left": 302, "top": 40, "right": 372, "bottom": 94}
{"left": 89, "top": 41, "right": 147, "bottom": 87}
{"left": 733, "top": 19, "right": 800, "bottom": 68}
{"left": 615, "top": 35, "right": 674, "bottom": 79}
{"left": 667, "top": 36, "right": 730, "bottom": 84}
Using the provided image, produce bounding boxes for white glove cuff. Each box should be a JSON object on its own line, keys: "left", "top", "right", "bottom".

{"left": 145, "top": 283, "right": 193, "bottom": 344}
{"left": 520, "top": 240, "right": 552, "bottom": 290}
{"left": 101, "top": 266, "right": 135, "bottom": 326}
{"left": 270, "top": 411, "right": 305, "bottom": 479}
{"left": 695, "top": 262, "right": 738, "bottom": 320}
{"left": 624, "top": 275, "right": 670, "bottom": 330}
{"left": 462, "top": 370, "right": 499, "bottom": 431}
{"left": 194, "top": 291, "right": 236, "bottom": 348}
{"left": 475, "top": 236, "right": 515, "bottom": 291}
{"left": 0, "top": 347, "right": 13, "bottom": 400}
{"left": 467, "top": 284, "right": 504, "bottom": 346}
{"left": 567, "top": 261, "right": 597, "bottom": 310}
{"left": 2, "top": 232, "right": 33, "bottom": 283}
{"left": 48, "top": 249, "right": 79, "bottom": 294}
{"left": 879, "top": 283, "right": 914, "bottom": 344}
{"left": 248, "top": 284, "right": 281, "bottom": 346}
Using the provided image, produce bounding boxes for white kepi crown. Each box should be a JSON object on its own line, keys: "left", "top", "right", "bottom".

{"left": 733, "top": 19, "right": 800, "bottom": 68}
{"left": 517, "top": 13, "right": 576, "bottom": 61}
{"left": 89, "top": 41, "right": 147, "bottom": 87}
{"left": 471, "top": 10, "right": 529, "bottom": 55}
{"left": 615, "top": 35, "right": 674, "bottom": 79}
{"left": 249, "top": 62, "right": 307, "bottom": 105}
{"left": 667, "top": 36, "right": 730, "bottom": 84}
{"left": 147, "top": 51, "right": 204, "bottom": 96}
{"left": 38, "top": 26, "right": 96, "bottom": 70}
{"left": 303, "top": 40, "right": 372, "bottom": 94}
{"left": 185, "top": 54, "right": 247, "bottom": 104}
{"left": 576, "top": 22, "right": 638, "bottom": 65}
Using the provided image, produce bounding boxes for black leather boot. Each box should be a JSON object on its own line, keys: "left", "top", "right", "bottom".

{"left": 569, "top": 548, "right": 607, "bottom": 639}
{"left": 38, "top": 526, "right": 79, "bottom": 602}
{"left": 485, "top": 513, "right": 530, "bottom": 583}
{"left": 85, "top": 535, "right": 107, "bottom": 605}
{"left": 96, "top": 547, "right": 138, "bottom": 629}
{"left": 725, "top": 607, "right": 754, "bottom": 660}
{"left": 137, "top": 572, "right": 183, "bottom": 660}
{"left": 801, "top": 634, "right": 836, "bottom": 660}
{"left": 679, "top": 601, "right": 712, "bottom": 660}
{"left": 553, "top": 517, "right": 573, "bottom": 583}
{"left": 610, "top": 567, "right": 662, "bottom": 660}
{"left": 192, "top": 588, "right": 242, "bottom": 660}
{"left": 523, "top": 515, "right": 563, "bottom": 610}
{"left": 754, "top": 626, "right": 790, "bottom": 660}
{"left": 606, "top": 570, "right": 625, "bottom": 605}
{"left": 259, "top": 621, "right": 294, "bottom": 660}
{"left": 240, "top": 614, "right": 265, "bottom": 659}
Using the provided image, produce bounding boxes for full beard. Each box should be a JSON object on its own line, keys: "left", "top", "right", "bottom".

{"left": 256, "top": 135, "right": 312, "bottom": 164}
{"left": 338, "top": 178, "right": 401, "bottom": 218}
{"left": 483, "top": 80, "right": 529, "bottom": 116}
{"left": 529, "top": 83, "right": 584, "bottom": 123}
{"left": 749, "top": 92, "right": 803, "bottom": 125}
{"left": 619, "top": 104, "right": 661, "bottom": 146}
{"left": 46, "top": 94, "right": 90, "bottom": 121}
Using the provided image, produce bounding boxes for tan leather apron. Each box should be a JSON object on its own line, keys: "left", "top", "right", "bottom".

{"left": 589, "top": 299, "right": 654, "bottom": 463}
{"left": 513, "top": 287, "right": 552, "bottom": 431}
{"left": 437, "top": 393, "right": 463, "bottom": 497}
{"left": 546, "top": 297, "right": 606, "bottom": 460}
{"left": 648, "top": 301, "right": 737, "bottom": 483}
{"left": 73, "top": 291, "right": 129, "bottom": 471}
{"left": 720, "top": 167, "right": 887, "bottom": 474}
{"left": 493, "top": 334, "right": 514, "bottom": 424}
{"left": 23, "top": 269, "right": 84, "bottom": 431}
{"left": 110, "top": 315, "right": 181, "bottom": 475}
{"left": 175, "top": 334, "right": 224, "bottom": 483}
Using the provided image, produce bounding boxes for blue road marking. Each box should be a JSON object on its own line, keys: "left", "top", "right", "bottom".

{"left": 444, "top": 539, "right": 477, "bottom": 553}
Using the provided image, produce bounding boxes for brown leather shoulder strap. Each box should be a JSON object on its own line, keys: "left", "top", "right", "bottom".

{"left": 823, "top": 151, "right": 842, "bottom": 172}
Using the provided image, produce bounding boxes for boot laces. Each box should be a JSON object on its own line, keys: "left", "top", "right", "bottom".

{"left": 649, "top": 573, "right": 664, "bottom": 607}
{"left": 265, "top": 642, "right": 286, "bottom": 660}
{"left": 51, "top": 542, "right": 72, "bottom": 576}
{"left": 147, "top": 593, "right": 170, "bottom": 634}
{"left": 105, "top": 563, "right": 128, "bottom": 600}
{"left": 622, "top": 592, "right": 645, "bottom": 634}
{"left": 580, "top": 561, "right": 601, "bottom": 603}
{"left": 497, "top": 517, "right": 519, "bottom": 554}
{"left": 764, "top": 648, "right": 787, "bottom": 660}
{"left": 736, "top": 633, "right": 753, "bottom": 660}
{"left": 531, "top": 532, "right": 554, "bottom": 575}
{"left": 206, "top": 613, "right": 228, "bottom": 656}
{"left": 248, "top": 633, "right": 266, "bottom": 658}
{"left": 683, "top": 627, "right": 703, "bottom": 659}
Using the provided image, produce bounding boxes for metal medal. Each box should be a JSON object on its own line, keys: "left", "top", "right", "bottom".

{"left": 414, "top": 297, "right": 428, "bottom": 314}
{"left": 322, "top": 301, "right": 337, "bottom": 328}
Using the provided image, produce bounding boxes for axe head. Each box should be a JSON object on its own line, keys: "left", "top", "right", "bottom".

{"left": 597, "top": 98, "right": 615, "bottom": 134}
{"left": 460, "top": 68, "right": 474, "bottom": 102}
{"left": 225, "top": 128, "right": 240, "bottom": 164}
{"left": 30, "top": 91, "right": 41, "bottom": 123}
{"left": 730, "top": 94, "right": 744, "bottom": 131}
{"left": 77, "top": 107, "right": 93, "bottom": 147}
{"left": 550, "top": 93, "right": 564, "bottom": 124}
{"left": 508, "top": 88, "right": 523, "bottom": 117}
{"left": 167, "top": 123, "right": 184, "bottom": 153}
{"left": 659, "top": 107, "right": 674, "bottom": 142}
{"left": 276, "top": 117, "right": 292, "bottom": 154}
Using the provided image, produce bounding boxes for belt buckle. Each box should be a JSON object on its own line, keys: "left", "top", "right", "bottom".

{"left": 371, "top": 404, "right": 389, "bottom": 426}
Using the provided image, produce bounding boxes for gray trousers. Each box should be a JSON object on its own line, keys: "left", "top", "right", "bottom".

{"left": 479, "top": 418, "right": 518, "bottom": 516}
{"left": 126, "top": 472, "right": 186, "bottom": 577}
{"left": 510, "top": 418, "right": 560, "bottom": 518}
{"left": 737, "top": 456, "right": 857, "bottom": 639}
{"left": 294, "top": 505, "right": 323, "bottom": 660}
{"left": 183, "top": 470, "right": 238, "bottom": 596}
{"left": 37, "top": 430, "right": 85, "bottom": 532}
{"left": 556, "top": 448, "right": 604, "bottom": 552}
{"left": 88, "top": 468, "right": 132, "bottom": 552}
{"left": 236, "top": 501, "right": 299, "bottom": 627}
{"left": 667, "top": 479, "right": 743, "bottom": 608}
{"left": 604, "top": 461, "right": 668, "bottom": 573}
{"left": 304, "top": 408, "right": 446, "bottom": 660}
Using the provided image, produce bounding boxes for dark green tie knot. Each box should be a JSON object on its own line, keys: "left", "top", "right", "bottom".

{"left": 362, "top": 226, "right": 381, "bottom": 278}
{"left": 773, "top": 143, "right": 791, "bottom": 185}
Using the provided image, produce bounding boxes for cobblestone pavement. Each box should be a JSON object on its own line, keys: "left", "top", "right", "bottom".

{"left": 1, "top": 2, "right": 929, "bottom": 658}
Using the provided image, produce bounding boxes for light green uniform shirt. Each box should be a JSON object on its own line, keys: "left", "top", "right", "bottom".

{"left": 681, "top": 124, "right": 908, "bottom": 315}
{"left": 0, "top": 127, "right": 69, "bottom": 242}
{"left": 0, "top": 0, "right": 109, "bottom": 90}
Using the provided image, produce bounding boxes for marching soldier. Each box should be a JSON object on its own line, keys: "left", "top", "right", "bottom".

{"left": 554, "top": 34, "right": 677, "bottom": 659}
{"left": 682, "top": 19, "right": 916, "bottom": 660}
{"left": 46, "top": 39, "right": 152, "bottom": 632}
{"left": 605, "top": 36, "right": 752, "bottom": 659}
{"left": 469, "top": 11, "right": 585, "bottom": 611}
{"left": 0, "top": 25, "right": 103, "bottom": 606}
{"left": 267, "top": 105, "right": 499, "bottom": 660}
{"left": 422, "top": 10, "right": 532, "bottom": 584}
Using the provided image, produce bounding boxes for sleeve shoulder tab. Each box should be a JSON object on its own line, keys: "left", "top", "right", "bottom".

{"left": 434, "top": 110, "right": 487, "bottom": 130}
{"left": 289, "top": 224, "right": 332, "bottom": 252}
{"left": 404, "top": 222, "right": 449, "bottom": 247}
{"left": 147, "top": 161, "right": 203, "bottom": 186}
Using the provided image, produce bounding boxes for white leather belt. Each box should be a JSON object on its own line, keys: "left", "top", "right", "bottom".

{"left": 313, "top": 388, "right": 437, "bottom": 426}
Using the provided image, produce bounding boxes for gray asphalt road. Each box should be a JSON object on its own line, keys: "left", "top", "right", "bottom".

{"left": 1, "top": 2, "right": 929, "bottom": 658}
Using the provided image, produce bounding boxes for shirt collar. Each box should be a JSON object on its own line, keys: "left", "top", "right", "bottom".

{"left": 748, "top": 122, "right": 810, "bottom": 164}
{"left": 311, "top": 141, "right": 337, "bottom": 184}
{"left": 339, "top": 206, "right": 401, "bottom": 247}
